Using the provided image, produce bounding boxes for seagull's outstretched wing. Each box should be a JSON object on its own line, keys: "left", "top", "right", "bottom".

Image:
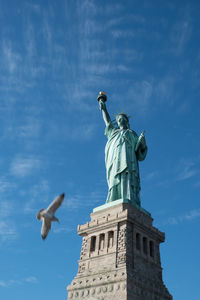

{"left": 41, "top": 218, "right": 51, "bottom": 240}
{"left": 46, "top": 193, "right": 65, "bottom": 214}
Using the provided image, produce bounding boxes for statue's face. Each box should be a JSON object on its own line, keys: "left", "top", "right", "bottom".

{"left": 116, "top": 114, "right": 129, "bottom": 129}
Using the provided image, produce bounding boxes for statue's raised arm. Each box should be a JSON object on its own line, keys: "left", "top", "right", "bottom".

{"left": 98, "top": 91, "right": 111, "bottom": 126}
{"left": 98, "top": 91, "right": 148, "bottom": 208}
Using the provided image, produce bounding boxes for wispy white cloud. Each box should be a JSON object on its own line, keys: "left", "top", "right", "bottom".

{"left": 63, "top": 2, "right": 137, "bottom": 114}
{"left": 145, "top": 158, "right": 199, "bottom": 189}
{"left": 24, "top": 276, "right": 38, "bottom": 284}
{"left": 0, "top": 200, "right": 13, "bottom": 218}
{"left": 0, "top": 7, "right": 49, "bottom": 95}
{"left": 2, "top": 40, "right": 21, "bottom": 74}
{"left": 194, "top": 180, "right": 200, "bottom": 188}
{"left": 108, "top": 14, "right": 145, "bottom": 27}
{"left": 164, "top": 209, "right": 200, "bottom": 225}
{"left": 18, "top": 117, "right": 41, "bottom": 139}
{"left": 111, "top": 29, "right": 136, "bottom": 39}
{"left": 24, "top": 21, "right": 36, "bottom": 60}
{"left": 79, "top": 0, "right": 99, "bottom": 15}
{"left": 26, "top": 3, "right": 41, "bottom": 14}
{"left": 144, "top": 171, "right": 159, "bottom": 182}
{"left": 0, "top": 33, "right": 35, "bottom": 93}
{"left": 46, "top": 120, "right": 97, "bottom": 141}
{"left": 0, "top": 281, "right": 7, "bottom": 287}
{"left": 154, "top": 74, "right": 177, "bottom": 104}
{"left": 53, "top": 227, "right": 73, "bottom": 234}
{"left": 170, "top": 15, "right": 192, "bottom": 55}
{"left": 125, "top": 80, "right": 153, "bottom": 114}
{"left": 0, "top": 276, "right": 38, "bottom": 288}
{"left": 0, "top": 102, "right": 42, "bottom": 144}
{"left": 176, "top": 100, "right": 190, "bottom": 115}
{"left": 0, "top": 177, "right": 17, "bottom": 195}
{"left": 42, "top": 11, "right": 53, "bottom": 50}
{"left": 80, "top": 19, "right": 103, "bottom": 36}
{"left": 77, "top": 123, "right": 96, "bottom": 140}
{"left": 23, "top": 179, "right": 50, "bottom": 214}
{"left": 78, "top": 0, "right": 123, "bottom": 16}
{"left": 10, "top": 156, "right": 42, "bottom": 178}
{"left": 0, "top": 179, "right": 18, "bottom": 244}
{"left": 18, "top": 124, "right": 40, "bottom": 139}
{"left": 63, "top": 191, "right": 104, "bottom": 210}
{"left": 175, "top": 160, "right": 198, "bottom": 181}
{"left": 63, "top": 195, "right": 83, "bottom": 210}
{"left": 101, "top": 3, "right": 124, "bottom": 14}
{"left": 117, "top": 64, "right": 131, "bottom": 72}
{"left": 0, "top": 220, "right": 17, "bottom": 243}
{"left": 84, "top": 63, "right": 132, "bottom": 75}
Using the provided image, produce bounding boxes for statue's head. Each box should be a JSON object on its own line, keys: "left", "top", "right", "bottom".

{"left": 116, "top": 113, "right": 130, "bottom": 129}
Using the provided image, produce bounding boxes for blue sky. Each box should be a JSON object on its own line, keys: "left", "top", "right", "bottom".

{"left": 0, "top": 0, "right": 200, "bottom": 299}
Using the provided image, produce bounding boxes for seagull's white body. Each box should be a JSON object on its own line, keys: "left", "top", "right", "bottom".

{"left": 37, "top": 193, "right": 65, "bottom": 240}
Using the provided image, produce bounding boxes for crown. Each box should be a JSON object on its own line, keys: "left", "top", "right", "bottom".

{"left": 114, "top": 111, "right": 132, "bottom": 120}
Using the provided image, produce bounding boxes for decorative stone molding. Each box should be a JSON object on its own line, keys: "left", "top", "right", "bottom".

{"left": 67, "top": 203, "right": 172, "bottom": 299}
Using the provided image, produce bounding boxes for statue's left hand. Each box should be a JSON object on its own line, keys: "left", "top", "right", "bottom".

{"left": 139, "top": 135, "right": 146, "bottom": 148}
{"left": 137, "top": 132, "right": 147, "bottom": 150}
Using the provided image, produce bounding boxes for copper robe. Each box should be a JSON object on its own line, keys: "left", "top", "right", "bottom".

{"left": 105, "top": 122, "right": 147, "bottom": 206}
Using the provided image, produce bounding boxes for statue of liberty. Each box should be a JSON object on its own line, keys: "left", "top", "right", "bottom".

{"left": 98, "top": 92, "right": 148, "bottom": 207}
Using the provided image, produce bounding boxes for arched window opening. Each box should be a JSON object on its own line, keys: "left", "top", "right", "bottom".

{"left": 149, "top": 240, "right": 154, "bottom": 257}
{"left": 99, "top": 233, "right": 105, "bottom": 250}
{"left": 136, "top": 233, "right": 141, "bottom": 250}
{"left": 90, "top": 236, "right": 96, "bottom": 252}
{"left": 108, "top": 231, "right": 114, "bottom": 248}
{"left": 143, "top": 237, "right": 147, "bottom": 254}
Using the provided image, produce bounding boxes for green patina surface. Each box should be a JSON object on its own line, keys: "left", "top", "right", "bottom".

{"left": 98, "top": 93, "right": 148, "bottom": 209}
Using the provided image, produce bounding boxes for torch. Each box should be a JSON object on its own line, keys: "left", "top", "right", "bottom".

{"left": 97, "top": 91, "right": 107, "bottom": 103}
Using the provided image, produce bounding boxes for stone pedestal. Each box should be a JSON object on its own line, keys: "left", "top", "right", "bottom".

{"left": 67, "top": 203, "right": 172, "bottom": 300}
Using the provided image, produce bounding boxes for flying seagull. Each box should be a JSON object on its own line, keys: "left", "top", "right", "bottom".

{"left": 37, "top": 193, "right": 65, "bottom": 240}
